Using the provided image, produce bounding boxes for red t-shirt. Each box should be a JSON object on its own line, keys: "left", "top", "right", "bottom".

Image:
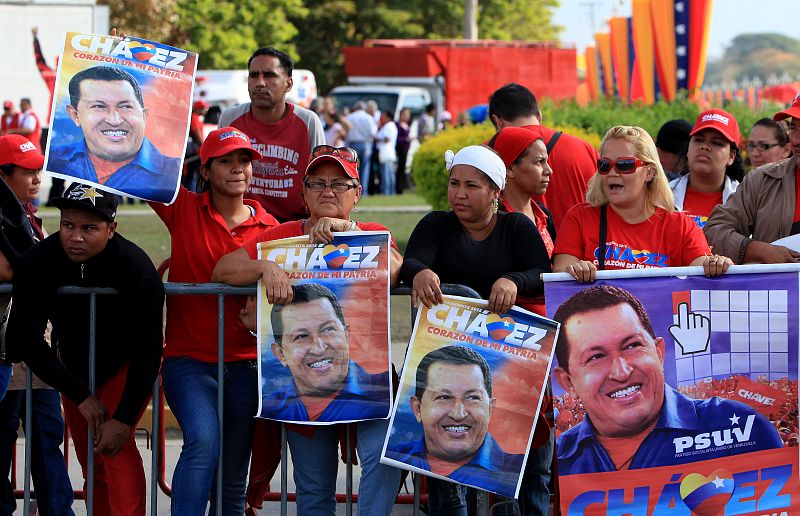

{"left": 220, "top": 103, "right": 324, "bottom": 222}
{"left": 243, "top": 220, "right": 398, "bottom": 259}
{"left": 682, "top": 188, "right": 723, "bottom": 229}
{"left": 523, "top": 125, "right": 599, "bottom": 232}
{"left": 793, "top": 169, "right": 800, "bottom": 235}
{"left": 554, "top": 203, "right": 711, "bottom": 269}
{"left": 150, "top": 188, "right": 278, "bottom": 362}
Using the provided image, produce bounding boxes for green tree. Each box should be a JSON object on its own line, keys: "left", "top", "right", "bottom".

{"left": 170, "top": 0, "right": 308, "bottom": 69}
{"left": 705, "top": 33, "right": 800, "bottom": 84}
{"left": 478, "top": 0, "right": 561, "bottom": 41}
{"left": 99, "top": 0, "right": 178, "bottom": 42}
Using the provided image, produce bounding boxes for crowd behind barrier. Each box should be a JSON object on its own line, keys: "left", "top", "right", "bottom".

{"left": 2, "top": 282, "right": 519, "bottom": 515}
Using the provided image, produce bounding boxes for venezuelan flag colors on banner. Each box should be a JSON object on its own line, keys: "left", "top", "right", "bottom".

{"left": 591, "top": 0, "right": 713, "bottom": 104}
{"left": 544, "top": 265, "right": 800, "bottom": 515}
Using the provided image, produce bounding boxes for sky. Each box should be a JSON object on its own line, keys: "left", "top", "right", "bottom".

{"left": 552, "top": 0, "right": 800, "bottom": 59}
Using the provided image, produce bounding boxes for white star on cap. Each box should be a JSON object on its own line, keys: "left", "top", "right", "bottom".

{"left": 730, "top": 413, "right": 740, "bottom": 426}
{"left": 70, "top": 185, "right": 104, "bottom": 205}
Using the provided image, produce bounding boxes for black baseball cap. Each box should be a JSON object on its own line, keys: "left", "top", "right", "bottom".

{"left": 656, "top": 119, "right": 693, "bottom": 154}
{"left": 51, "top": 182, "right": 118, "bottom": 222}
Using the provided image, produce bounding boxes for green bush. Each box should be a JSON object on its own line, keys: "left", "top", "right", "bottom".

{"left": 411, "top": 123, "right": 601, "bottom": 210}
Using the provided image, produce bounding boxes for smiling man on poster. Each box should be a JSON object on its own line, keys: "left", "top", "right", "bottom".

{"left": 47, "top": 65, "right": 181, "bottom": 202}
{"left": 266, "top": 282, "right": 390, "bottom": 422}
{"left": 387, "top": 345, "right": 524, "bottom": 496}
{"left": 552, "top": 285, "right": 782, "bottom": 475}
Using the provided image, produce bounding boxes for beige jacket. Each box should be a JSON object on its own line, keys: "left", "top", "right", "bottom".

{"left": 704, "top": 156, "right": 797, "bottom": 263}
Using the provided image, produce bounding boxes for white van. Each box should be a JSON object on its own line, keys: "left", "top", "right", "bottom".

{"left": 328, "top": 85, "right": 431, "bottom": 121}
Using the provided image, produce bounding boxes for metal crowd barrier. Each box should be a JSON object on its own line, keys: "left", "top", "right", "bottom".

{"left": 4, "top": 281, "right": 539, "bottom": 515}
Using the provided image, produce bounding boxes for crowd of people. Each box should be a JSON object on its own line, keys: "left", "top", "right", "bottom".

{"left": 1, "top": 37, "right": 800, "bottom": 515}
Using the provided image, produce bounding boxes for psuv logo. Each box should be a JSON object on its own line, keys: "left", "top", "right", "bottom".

{"left": 595, "top": 242, "right": 669, "bottom": 269}
{"left": 266, "top": 244, "right": 379, "bottom": 270}
{"left": 690, "top": 214, "right": 709, "bottom": 228}
{"left": 70, "top": 35, "right": 188, "bottom": 71}
{"left": 426, "top": 305, "right": 546, "bottom": 350}
{"left": 673, "top": 414, "right": 755, "bottom": 454}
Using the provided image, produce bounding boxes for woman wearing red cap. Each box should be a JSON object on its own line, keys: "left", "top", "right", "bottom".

{"left": 148, "top": 126, "right": 278, "bottom": 514}
{"left": 212, "top": 145, "right": 404, "bottom": 516}
{"left": 670, "top": 108, "right": 744, "bottom": 229}
{"left": 488, "top": 126, "right": 554, "bottom": 315}
{"left": 399, "top": 144, "right": 551, "bottom": 516}
{"left": 554, "top": 125, "right": 732, "bottom": 282}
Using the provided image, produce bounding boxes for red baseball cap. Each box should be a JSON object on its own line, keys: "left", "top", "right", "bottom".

{"left": 2, "top": 101, "right": 12, "bottom": 110}
{"left": 0, "top": 135, "right": 45, "bottom": 169}
{"left": 306, "top": 148, "right": 360, "bottom": 181}
{"left": 199, "top": 127, "right": 262, "bottom": 165}
{"left": 193, "top": 100, "right": 209, "bottom": 111}
{"left": 690, "top": 108, "right": 740, "bottom": 145}
{"left": 774, "top": 93, "right": 800, "bottom": 121}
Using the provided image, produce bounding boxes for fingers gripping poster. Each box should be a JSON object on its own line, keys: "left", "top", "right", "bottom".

{"left": 44, "top": 32, "right": 197, "bottom": 204}
{"left": 544, "top": 266, "right": 800, "bottom": 516}
{"left": 256, "top": 232, "right": 392, "bottom": 424}
{"left": 381, "top": 296, "right": 559, "bottom": 498}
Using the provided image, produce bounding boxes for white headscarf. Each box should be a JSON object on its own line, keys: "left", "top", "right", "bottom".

{"left": 444, "top": 145, "right": 506, "bottom": 190}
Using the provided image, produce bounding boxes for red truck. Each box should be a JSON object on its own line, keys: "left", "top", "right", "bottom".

{"left": 337, "top": 39, "right": 577, "bottom": 120}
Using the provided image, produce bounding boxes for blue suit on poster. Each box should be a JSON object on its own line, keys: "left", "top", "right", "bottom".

{"left": 386, "top": 432, "right": 523, "bottom": 497}
{"left": 557, "top": 386, "right": 783, "bottom": 475}
{"left": 262, "top": 359, "right": 390, "bottom": 422}
{"left": 48, "top": 138, "right": 180, "bottom": 203}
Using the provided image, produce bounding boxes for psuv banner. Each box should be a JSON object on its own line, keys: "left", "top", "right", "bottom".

{"left": 256, "top": 231, "right": 392, "bottom": 424}
{"left": 544, "top": 265, "right": 798, "bottom": 516}
{"left": 381, "top": 296, "right": 559, "bottom": 498}
{"left": 45, "top": 32, "right": 197, "bottom": 204}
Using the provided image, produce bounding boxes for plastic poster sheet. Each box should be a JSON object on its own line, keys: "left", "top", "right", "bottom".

{"left": 381, "top": 296, "right": 558, "bottom": 498}
{"left": 543, "top": 267, "right": 799, "bottom": 516}
{"left": 44, "top": 32, "right": 197, "bottom": 204}
{"left": 256, "top": 231, "right": 392, "bottom": 424}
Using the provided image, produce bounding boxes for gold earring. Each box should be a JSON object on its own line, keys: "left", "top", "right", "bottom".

{"left": 491, "top": 198, "right": 499, "bottom": 213}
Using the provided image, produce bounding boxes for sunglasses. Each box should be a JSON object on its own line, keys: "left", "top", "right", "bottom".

{"left": 311, "top": 145, "right": 359, "bottom": 163}
{"left": 745, "top": 142, "right": 782, "bottom": 152}
{"left": 597, "top": 157, "right": 649, "bottom": 174}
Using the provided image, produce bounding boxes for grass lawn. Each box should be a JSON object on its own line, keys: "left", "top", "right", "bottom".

{"left": 39, "top": 203, "right": 429, "bottom": 351}
{"left": 357, "top": 191, "right": 428, "bottom": 208}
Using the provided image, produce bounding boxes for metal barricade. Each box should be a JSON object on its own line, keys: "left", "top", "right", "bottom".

{"left": 5, "top": 281, "right": 549, "bottom": 515}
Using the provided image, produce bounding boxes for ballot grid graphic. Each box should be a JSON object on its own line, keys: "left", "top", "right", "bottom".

{"left": 673, "top": 289, "right": 792, "bottom": 385}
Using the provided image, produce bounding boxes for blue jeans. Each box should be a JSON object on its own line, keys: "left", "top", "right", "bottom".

{"left": 379, "top": 161, "right": 395, "bottom": 196}
{"left": 162, "top": 357, "right": 258, "bottom": 516}
{"left": 349, "top": 142, "right": 372, "bottom": 197}
{"left": 287, "top": 418, "right": 401, "bottom": 515}
{"left": 0, "top": 366, "right": 9, "bottom": 402}
{"left": 0, "top": 388, "right": 74, "bottom": 516}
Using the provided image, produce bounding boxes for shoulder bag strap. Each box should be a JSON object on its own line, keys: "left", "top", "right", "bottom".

{"left": 598, "top": 204, "right": 607, "bottom": 271}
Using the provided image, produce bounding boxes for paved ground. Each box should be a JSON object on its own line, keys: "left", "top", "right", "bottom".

{"left": 11, "top": 433, "right": 422, "bottom": 515}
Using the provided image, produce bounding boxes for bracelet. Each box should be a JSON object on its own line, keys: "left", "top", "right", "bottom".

{"left": 249, "top": 330, "right": 257, "bottom": 337}
{"left": 349, "top": 220, "right": 357, "bottom": 231}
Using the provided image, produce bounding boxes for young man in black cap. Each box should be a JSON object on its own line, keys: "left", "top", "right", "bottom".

{"left": 5, "top": 182, "right": 164, "bottom": 516}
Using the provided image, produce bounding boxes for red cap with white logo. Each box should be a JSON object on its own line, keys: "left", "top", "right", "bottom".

{"left": 0, "top": 135, "right": 45, "bottom": 170}
{"left": 773, "top": 93, "right": 800, "bottom": 122}
{"left": 690, "top": 108, "right": 740, "bottom": 145}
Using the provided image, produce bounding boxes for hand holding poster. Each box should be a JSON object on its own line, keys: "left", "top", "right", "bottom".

{"left": 544, "top": 267, "right": 798, "bottom": 515}
{"left": 381, "top": 296, "right": 558, "bottom": 499}
{"left": 257, "top": 231, "right": 392, "bottom": 424}
{"left": 44, "top": 33, "right": 197, "bottom": 204}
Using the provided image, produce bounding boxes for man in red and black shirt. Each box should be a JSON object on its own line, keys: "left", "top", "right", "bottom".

{"left": 219, "top": 48, "right": 324, "bottom": 222}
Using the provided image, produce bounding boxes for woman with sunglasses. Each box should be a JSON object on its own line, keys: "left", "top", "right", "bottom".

{"left": 747, "top": 117, "right": 791, "bottom": 169}
{"left": 400, "top": 145, "right": 551, "bottom": 516}
{"left": 213, "top": 144, "right": 403, "bottom": 516}
{"left": 670, "top": 108, "right": 744, "bottom": 229}
{"left": 148, "top": 127, "right": 278, "bottom": 514}
{"left": 553, "top": 125, "right": 732, "bottom": 282}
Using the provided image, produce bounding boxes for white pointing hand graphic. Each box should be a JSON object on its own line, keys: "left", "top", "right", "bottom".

{"left": 669, "top": 302, "right": 711, "bottom": 355}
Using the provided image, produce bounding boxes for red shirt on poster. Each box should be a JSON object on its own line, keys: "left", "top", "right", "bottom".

{"left": 554, "top": 203, "right": 710, "bottom": 269}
